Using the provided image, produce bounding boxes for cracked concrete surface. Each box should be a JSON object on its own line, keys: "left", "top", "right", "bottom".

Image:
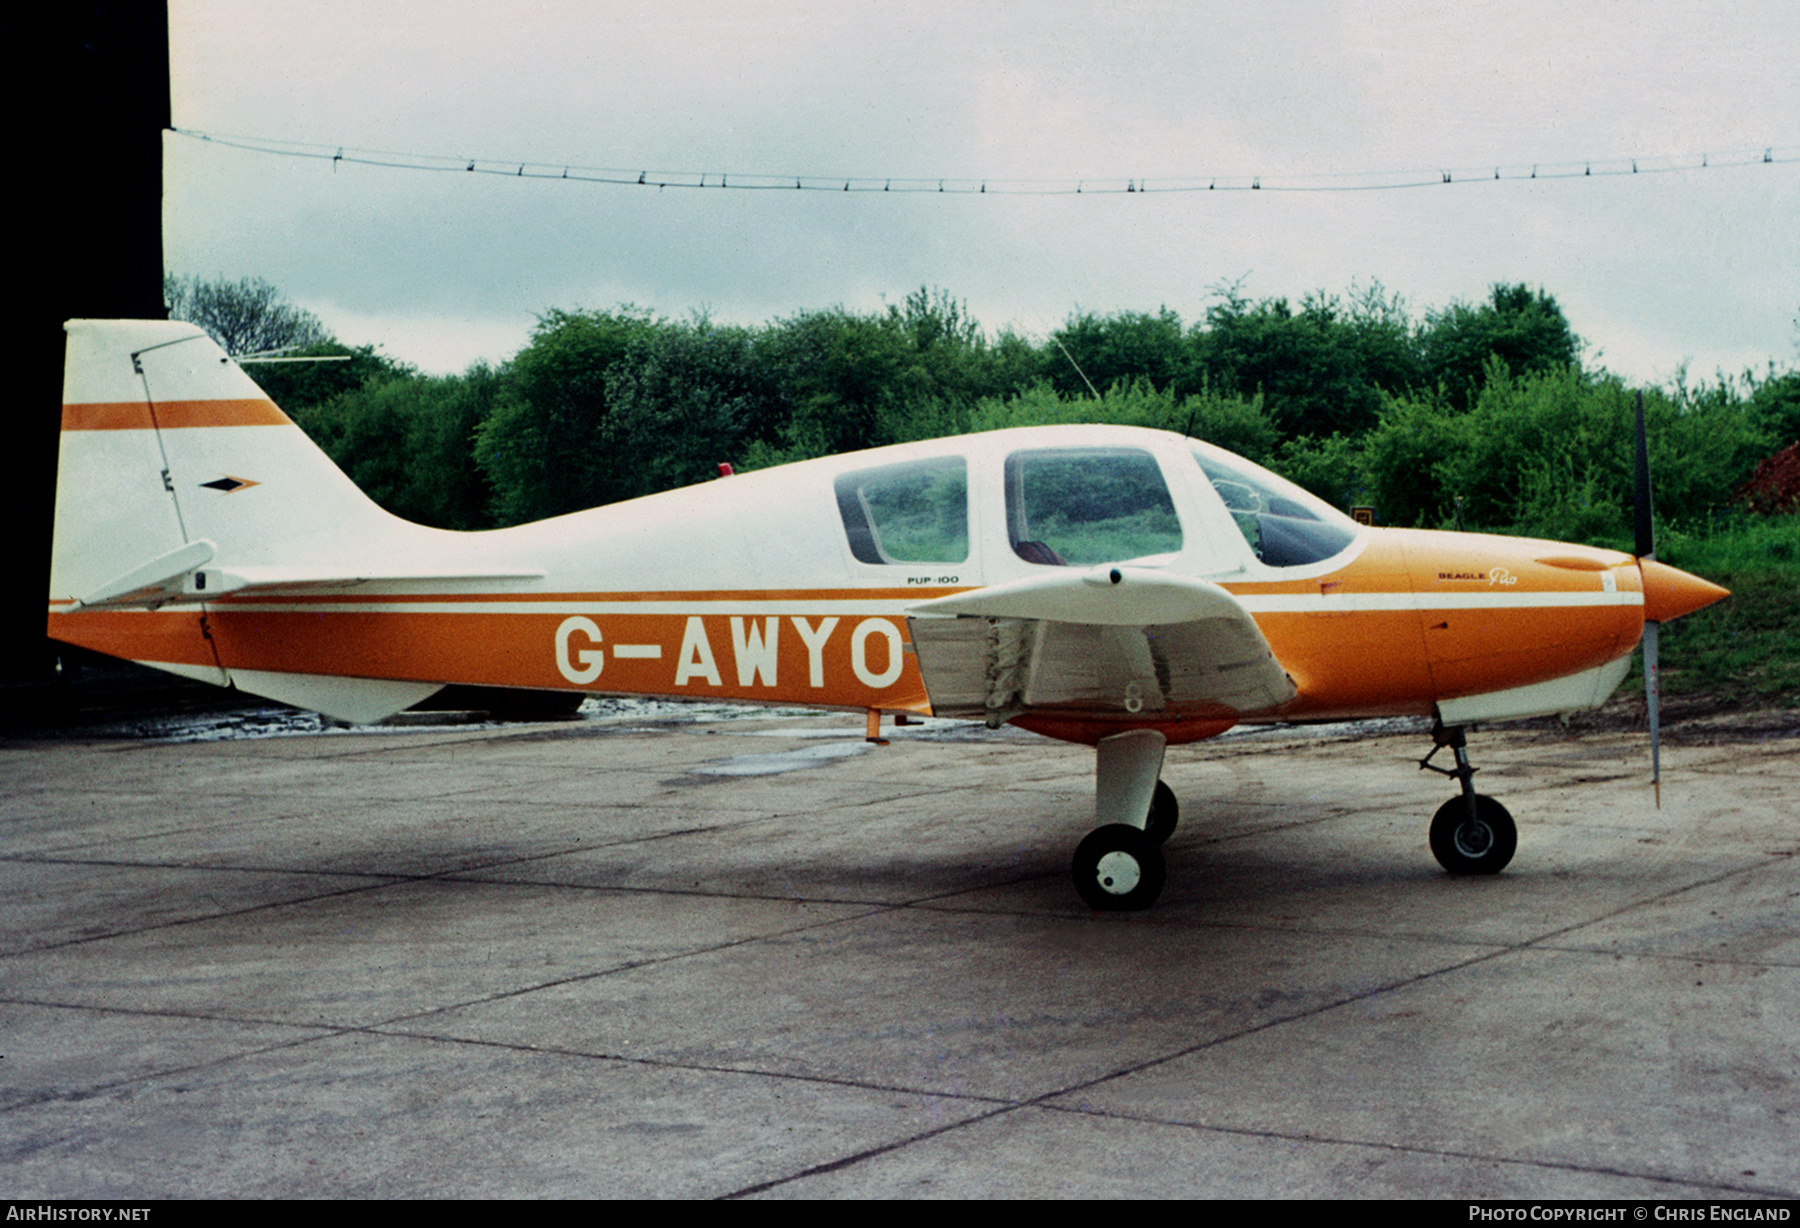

{"left": 2, "top": 712, "right": 1794, "bottom": 1198}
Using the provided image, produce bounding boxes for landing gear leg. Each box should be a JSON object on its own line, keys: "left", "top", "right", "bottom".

{"left": 1420, "top": 722, "right": 1517, "bottom": 875}
{"left": 1074, "top": 730, "right": 1170, "bottom": 910}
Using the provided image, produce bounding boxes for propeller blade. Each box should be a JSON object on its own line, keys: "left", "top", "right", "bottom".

{"left": 1634, "top": 390, "right": 1661, "bottom": 808}
{"left": 1643, "top": 618, "right": 1661, "bottom": 808}
{"left": 1634, "top": 391, "right": 1655, "bottom": 562}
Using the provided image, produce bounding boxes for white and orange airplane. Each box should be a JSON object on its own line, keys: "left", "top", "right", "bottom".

{"left": 48, "top": 319, "right": 1728, "bottom": 908}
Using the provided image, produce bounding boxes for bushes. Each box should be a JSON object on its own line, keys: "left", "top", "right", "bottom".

{"left": 256, "top": 281, "right": 1787, "bottom": 552}
{"left": 241, "top": 277, "right": 1790, "bottom": 704}
{"left": 1355, "top": 365, "right": 1772, "bottom": 538}
{"left": 290, "top": 367, "right": 499, "bottom": 531}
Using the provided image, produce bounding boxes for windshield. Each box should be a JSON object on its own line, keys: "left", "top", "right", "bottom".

{"left": 1190, "top": 443, "right": 1359, "bottom": 567}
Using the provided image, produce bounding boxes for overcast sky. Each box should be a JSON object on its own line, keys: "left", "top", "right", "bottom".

{"left": 165, "top": 1, "right": 1798, "bottom": 388}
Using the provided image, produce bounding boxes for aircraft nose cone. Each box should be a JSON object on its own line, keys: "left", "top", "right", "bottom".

{"left": 1640, "top": 559, "right": 1729, "bottom": 623}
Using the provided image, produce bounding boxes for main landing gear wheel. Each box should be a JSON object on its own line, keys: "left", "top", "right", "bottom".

{"left": 1073, "top": 824, "right": 1167, "bottom": 911}
{"left": 1429, "top": 795, "right": 1517, "bottom": 875}
{"left": 1144, "top": 780, "right": 1179, "bottom": 846}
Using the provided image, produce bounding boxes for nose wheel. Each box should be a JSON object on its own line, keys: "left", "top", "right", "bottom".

{"left": 1420, "top": 722, "right": 1517, "bottom": 875}
{"left": 1429, "top": 794, "right": 1516, "bottom": 874}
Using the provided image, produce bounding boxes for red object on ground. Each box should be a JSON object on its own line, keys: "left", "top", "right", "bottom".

{"left": 1737, "top": 441, "right": 1800, "bottom": 514}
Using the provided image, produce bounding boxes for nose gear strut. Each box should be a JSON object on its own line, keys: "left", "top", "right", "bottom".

{"left": 1419, "top": 721, "right": 1517, "bottom": 875}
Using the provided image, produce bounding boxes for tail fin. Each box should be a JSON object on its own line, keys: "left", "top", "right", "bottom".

{"left": 50, "top": 320, "right": 449, "bottom": 720}
{"left": 53, "top": 320, "right": 412, "bottom": 607}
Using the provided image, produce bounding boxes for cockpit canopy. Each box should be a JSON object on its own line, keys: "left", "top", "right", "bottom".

{"left": 832, "top": 428, "right": 1361, "bottom": 577}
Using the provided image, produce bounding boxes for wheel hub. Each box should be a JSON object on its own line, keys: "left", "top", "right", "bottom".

{"left": 1092, "top": 850, "right": 1142, "bottom": 894}
{"left": 1454, "top": 820, "right": 1493, "bottom": 859}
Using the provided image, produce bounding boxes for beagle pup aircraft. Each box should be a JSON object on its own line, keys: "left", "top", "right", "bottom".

{"left": 49, "top": 320, "right": 1727, "bottom": 909}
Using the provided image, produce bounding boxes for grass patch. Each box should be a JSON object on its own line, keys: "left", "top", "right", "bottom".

{"left": 1638, "top": 515, "right": 1800, "bottom": 707}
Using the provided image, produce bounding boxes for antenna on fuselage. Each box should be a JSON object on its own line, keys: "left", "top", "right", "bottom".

{"left": 1050, "top": 335, "right": 1103, "bottom": 401}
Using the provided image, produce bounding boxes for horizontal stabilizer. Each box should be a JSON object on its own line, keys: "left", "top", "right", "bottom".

{"left": 77, "top": 540, "right": 217, "bottom": 609}
{"left": 76, "top": 552, "right": 545, "bottom": 609}
{"left": 190, "top": 565, "right": 547, "bottom": 600}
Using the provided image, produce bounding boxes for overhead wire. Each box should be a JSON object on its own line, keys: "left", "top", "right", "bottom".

{"left": 170, "top": 128, "right": 1796, "bottom": 197}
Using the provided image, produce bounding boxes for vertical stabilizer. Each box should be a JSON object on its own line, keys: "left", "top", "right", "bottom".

{"left": 54, "top": 319, "right": 407, "bottom": 605}
{"left": 50, "top": 320, "right": 443, "bottom": 718}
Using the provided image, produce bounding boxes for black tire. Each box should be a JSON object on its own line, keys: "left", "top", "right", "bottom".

{"left": 1429, "top": 795, "right": 1517, "bottom": 875}
{"left": 1073, "top": 824, "right": 1167, "bottom": 911}
{"left": 1144, "top": 779, "right": 1179, "bottom": 846}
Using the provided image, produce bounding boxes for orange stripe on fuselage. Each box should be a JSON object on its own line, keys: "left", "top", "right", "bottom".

{"left": 1257, "top": 609, "right": 1436, "bottom": 718}
{"left": 212, "top": 609, "right": 930, "bottom": 712}
{"left": 1247, "top": 533, "right": 1430, "bottom": 717}
{"left": 1236, "top": 530, "right": 1644, "bottom": 719}
{"left": 50, "top": 605, "right": 935, "bottom": 716}
{"left": 62, "top": 400, "right": 292, "bottom": 430}
{"left": 1398, "top": 528, "right": 1642, "bottom": 706}
{"left": 45, "top": 608, "right": 222, "bottom": 670}
{"left": 207, "top": 586, "right": 975, "bottom": 607}
{"left": 1416, "top": 603, "right": 1641, "bottom": 701}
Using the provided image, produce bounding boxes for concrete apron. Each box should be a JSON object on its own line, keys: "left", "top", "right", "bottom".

{"left": 1, "top": 713, "right": 1795, "bottom": 1198}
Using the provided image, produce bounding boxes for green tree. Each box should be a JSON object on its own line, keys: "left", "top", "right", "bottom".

{"left": 1745, "top": 367, "right": 1800, "bottom": 446}
{"left": 748, "top": 291, "right": 1018, "bottom": 463}
{"left": 1357, "top": 390, "right": 1464, "bottom": 527}
{"left": 968, "top": 378, "right": 1277, "bottom": 462}
{"left": 1193, "top": 288, "right": 1411, "bottom": 438}
{"left": 1362, "top": 364, "right": 1771, "bottom": 538}
{"left": 1339, "top": 281, "right": 1423, "bottom": 400}
{"left": 1419, "top": 283, "right": 1580, "bottom": 408}
{"left": 1270, "top": 433, "right": 1371, "bottom": 513}
{"left": 1045, "top": 309, "right": 1193, "bottom": 400}
{"left": 754, "top": 307, "right": 915, "bottom": 459}
{"left": 887, "top": 285, "right": 980, "bottom": 354}
{"left": 475, "top": 308, "right": 660, "bottom": 524}
{"left": 601, "top": 319, "right": 771, "bottom": 497}
{"left": 291, "top": 366, "right": 500, "bottom": 531}
{"left": 164, "top": 274, "right": 330, "bottom": 357}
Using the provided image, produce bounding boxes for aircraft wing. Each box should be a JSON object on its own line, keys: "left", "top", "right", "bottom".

{"left": 906, "top": 565, "right": 1296, "bottom": 724}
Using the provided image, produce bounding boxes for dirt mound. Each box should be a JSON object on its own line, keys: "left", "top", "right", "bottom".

{"left": 1737, "top": 440, "right": 1800, "bottom": 514}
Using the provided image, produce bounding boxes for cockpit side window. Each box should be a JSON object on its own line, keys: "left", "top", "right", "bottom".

{"left": 1004, "top": 448, "right": 1182, "bottom": 566}
{"left": 1191, "top": 444, "right": 1358, "bottom": 567}
{"left": 835, "top": 457, "right": 969, "bottom": 564}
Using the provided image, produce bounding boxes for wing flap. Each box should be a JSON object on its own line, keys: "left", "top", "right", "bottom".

{"left": 907, "top": 566, "right": 1296, "bottom": 724}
